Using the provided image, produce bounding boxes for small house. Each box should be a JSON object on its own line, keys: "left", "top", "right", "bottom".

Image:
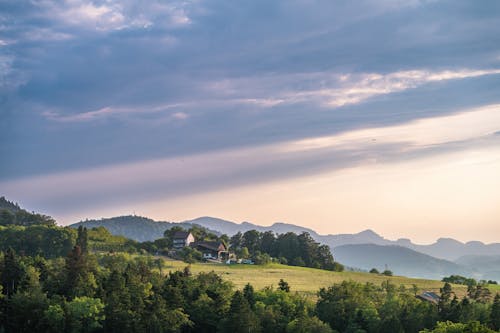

{"left": 416, "top": 291, "right": 440, "bottom": 304}
{"left": 172, "top": 231, "right": 195, "bottom": 249}
{"left": 191, "top": 241, "right": 227, "bottom": 260}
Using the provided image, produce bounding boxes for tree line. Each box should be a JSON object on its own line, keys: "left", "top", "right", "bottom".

{"left": 0, "top": 216, "right": 344, "bottom": 273}
{"left": 229, "top": 230, "right": 344, "bottom": 271}
{"left": 1, "top": 200, "right": 500, "bottom": 332}
{"left": 1, "top": 242, "right": 500, "bottom": 332}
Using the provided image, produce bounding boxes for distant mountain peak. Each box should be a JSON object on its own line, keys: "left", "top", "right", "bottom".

{"left": 396, "top": 238, "right": 412, "bottom": 246}
{"left": 72, "top": 213, "right": 500, "bottom": 264}
{"left": 436, "top": 237, "right": 464, "bottom": 245}
{"left": 357, "top": 229, "right": 380, "bottom": 237}
{"left": 241, "top": 221, "right": 255, "bottom": 226}
{"left": 185, "top": 216, "right": 234, "bottom": 224}
{"left": 465, "top": 240, "right": 485, "bottom": 246}
{"left": 270, "top": 221, "right": 312, "bottom": 230}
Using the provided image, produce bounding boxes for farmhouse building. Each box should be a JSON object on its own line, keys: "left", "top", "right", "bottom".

{"left": 191, "top": 241, "right": 227, "bottom": 260}
{"left": 172, "top": 231, "right": 195, "bottom": 249}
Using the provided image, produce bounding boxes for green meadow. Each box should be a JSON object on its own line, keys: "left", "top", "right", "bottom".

{"left": 162, "top": 260, "right": 482, "bottom": 298}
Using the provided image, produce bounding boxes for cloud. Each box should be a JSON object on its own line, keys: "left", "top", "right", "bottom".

{"left": 3, "top": 103, "right": 499, "bottom": 216}
{"left": 1, "top": 0, "right": 500, "bottom": 242}
{"left": 284, "top": 104, "right": 500, "bottom": 152}
{"left": 58, "top": 1, "right": 126, "bottom": 30}
{"left": 29, "top": 0, "right": 193, "bottom": 32}
{"left": 171, "top": 112, "right": 189, "bottom": 120}
{"left": 2, "top": 0, "right": 500, "bottom": 181}
{"left": 42, "top": 103, "right": 188, "bottom": 122}
{"left": 39, "top": 67, "right": 500, "bottom": 123}
{"left": 205, "top": 68, "right": 500, "bottom": 109}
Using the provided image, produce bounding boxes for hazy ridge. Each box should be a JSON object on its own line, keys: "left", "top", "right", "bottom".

{"left": 72, "top": 215, "right": 500, "bottom": 280}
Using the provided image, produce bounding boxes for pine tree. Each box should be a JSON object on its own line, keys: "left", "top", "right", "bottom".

{"left": 64, "top": 245, "right": 95, "bottom": 298}
{"left": 76, "top": 226, "right": 89, "bottom": 255}
{"left": 220, "top": 290, "right": 260, "bottom": 333}
{"left": 438, "top": 282, "right": 453, "bottom": 319}
{"left": 243, "top": 283, "right": 256, "bottom": 309}
{"left": 491, "top": 293, "right": 500, "bottom": 330}
{"left": 104, "top": 270, "right": 133, "bottom": 332}
{"left": 1, "top": 247, "right": 23, "bottom": 296}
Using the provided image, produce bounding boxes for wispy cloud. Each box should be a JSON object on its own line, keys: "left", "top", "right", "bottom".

{"left": 206, "top": 68, "right": 500, "bottom": 109}
{"left": 42, "top": 103, "right": 189, "bottom": 122}
{"left": 40, "top": 67, "right": 500, "bottom": 123}
{"left": 284, "top": 104, "right": 500, "bottom": 152}
{"left": 35, "top": 0, "right": 193, "bottom": 32}
{"left": 3, "top": 103, "right": 499, "bottom": 216}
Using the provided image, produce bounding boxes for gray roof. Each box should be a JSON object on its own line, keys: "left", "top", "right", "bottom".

{"left": 191, "top": 241, "right": 226, "bottom": 252}
{"left": 173, "top": 231, "right": 191, "bottom": 240}
{"left": 416, "top": 291, "right": 440, "bottom": 304}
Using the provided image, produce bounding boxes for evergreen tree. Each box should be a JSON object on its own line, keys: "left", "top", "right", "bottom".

{"left": 1, "top": 247, "right": 23, "bottom": 296}
{"left": 64, "top": 246, "right": 96, "bottom": 298}
{"left": 145, "top": 293, "right": 192, "bottom": 333}
{"left": 229, "top": 232, "right": 243, "bottom": 250}
{"left": 279, "top": 279, "right": 290, "bottom": 292}
{"left": 438, "top": 282, "right": 453, "bottom": 320}
{"left": 220, "top": 290, "right": 260, "bottom": 333}
{"left": 103, "top": 270, "right": 132, "bottom": 332}
{"left": 286, "top": 314, "right": 333, "bottom": 333}
{"left": 243, "top": 283, "right": 256, "bottom": 309}
{"left": 76, "top": 226, "right": 89, "bottom": 255}
{"left": 491, "top": 293, "right": 500, "bottom": 330}
{"left": 4, "top": 289, "right": 49, "bottom": 332}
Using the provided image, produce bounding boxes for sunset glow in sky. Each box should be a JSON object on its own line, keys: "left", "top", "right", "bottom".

{"left": 2, "top": 0, "right": 500, "bottom": 243}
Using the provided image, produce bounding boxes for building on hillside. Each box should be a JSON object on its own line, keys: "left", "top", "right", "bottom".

{"left": 191, "top": 241, "right": 227, "bottom": 260}
{"left": 172, "top": 231, "right": 195, "bottom": 249}
{"left": 416, "top": 291, "right": 440, "bottom": 304}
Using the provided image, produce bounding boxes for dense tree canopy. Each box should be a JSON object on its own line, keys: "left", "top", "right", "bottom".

{"left": 229, "top": 230, "right": 344, "bottom": 271}
{"left": 0, "top": 201, "right": 499, "bottom": 332}
{"left": 0, "top": 232, "right": 499, "bottom": 333}
{"left": 0, "top": 197, "right": 55, "bottom": 227}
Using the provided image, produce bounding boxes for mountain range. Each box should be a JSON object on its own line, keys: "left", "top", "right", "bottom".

{"left": 182, "top": 216, "right": 500, "bottom": 262}
{"left": 70, "top": 215, "right": 500, "bottom": 281}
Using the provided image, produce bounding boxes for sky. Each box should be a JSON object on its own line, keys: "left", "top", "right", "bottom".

{"left": 1, "top": 0, "right": 500, "bottom": 243}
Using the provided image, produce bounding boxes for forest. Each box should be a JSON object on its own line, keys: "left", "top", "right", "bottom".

{"left": 0, "top": 198, "right": 499, "bottom": 332}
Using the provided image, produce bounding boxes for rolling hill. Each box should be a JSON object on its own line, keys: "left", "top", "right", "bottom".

{"left": 70, "top": 214, "right": 500, "bottom": 280}
{"left": 161, "top": 260, "right": 489, "bottom": 299}
{"left": 71, "top": 215, "right": 219, "bottom": 242}
{"left": 333, "top": 244, "right": 473, "bottom": 280}
{"left": 455, "top": 255, "right": 500, "bottom": 281}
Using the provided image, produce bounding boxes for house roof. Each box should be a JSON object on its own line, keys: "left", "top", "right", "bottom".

{"left": 173, "top": 231, "right": 192, "bottom": 240}
{"left": 416, "top": 291, "right": 440, "bottom": 304}
{"left": 192, "top": 241, "right": 226, "bottom": 252}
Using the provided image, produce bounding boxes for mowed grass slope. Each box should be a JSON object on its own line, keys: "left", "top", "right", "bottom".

{"left": 162, "top": 260, "right": 476, "bottom": 298}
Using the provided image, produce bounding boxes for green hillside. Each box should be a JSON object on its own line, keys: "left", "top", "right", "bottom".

{"left": 71, "top": 215, "right": 220, "bottom": 242}
{"left": 0, "top": 196, "right": 55, "bottom": 226}
{"left": 0, "top": 196, "right": 22, "bottom": 212}
{"left": 161, "top": 259, "right": 476, "bottom": 298}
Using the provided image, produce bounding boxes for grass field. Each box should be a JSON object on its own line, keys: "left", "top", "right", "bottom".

{"left": 161, "top": 260, "right": 481, "bottom": 298}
